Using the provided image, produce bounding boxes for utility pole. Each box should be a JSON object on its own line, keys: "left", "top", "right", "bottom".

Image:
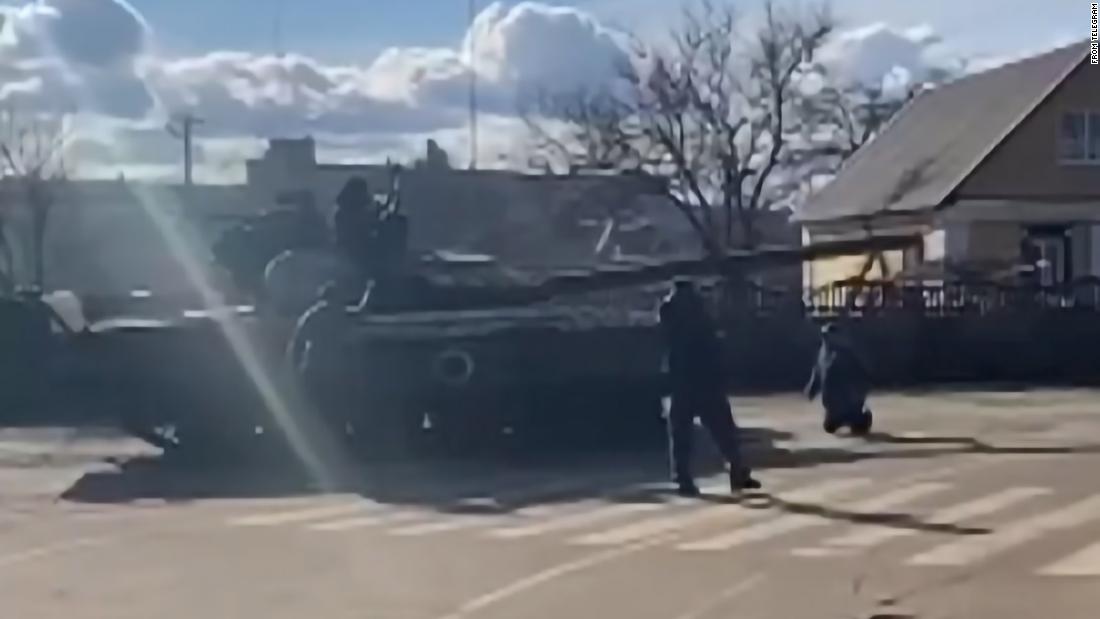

{"left": 166, "top": 113, "right": 204, "bottom": 187}
{"left": 274, "top": 0, "right": 286, "bottom": 58}
{"left": 468, "top": 0, "right": 478, "bottom": 170}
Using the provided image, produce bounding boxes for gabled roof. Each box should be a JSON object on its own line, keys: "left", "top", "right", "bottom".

{"left": 796, "top": 41, "right": 1090, "bottom": 223}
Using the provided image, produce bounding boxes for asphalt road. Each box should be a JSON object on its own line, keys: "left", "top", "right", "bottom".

{"left": 4, "top": 389, "right": 1100, "bottom": 619}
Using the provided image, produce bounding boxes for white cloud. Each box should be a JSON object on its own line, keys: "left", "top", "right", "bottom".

{"left": 0, "top": 0, "right": 641, "bottom": 179}
{"left": 0, "top": 0, "right": 153, "bottom": 117}
{"left": 139, "top": 1, "right": 634, "bottom": 141}
{"left": 145, "top": 52, "right": 464, "bottom": 137}
{"left": 362, "top": 2, "right": 634, "bottom": 117}
{"left": 466, "top": 2, "right": 631, "bottom": 93}
{"left": 817, "top": 23, "right": 956, "bottom": 91}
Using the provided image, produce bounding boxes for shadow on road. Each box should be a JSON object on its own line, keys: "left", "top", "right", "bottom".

{"left": 748, "top": 430, "right": 1100, "bottom": 470}
{"left": 57, "top": 427, "right": 784, "bottom": 509}
{"left": 55, "top": 426, "right": 1100, "bottom": 536}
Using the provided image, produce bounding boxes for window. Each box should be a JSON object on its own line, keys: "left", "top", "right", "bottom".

{"left": 1024, "top": 227, "right": 1072, "bottom": 286}
{"left": 1090, "top": 112, "right": 1100, "bottom": 162}
{"left": 1059, "top": 111, "right": 1100, "bottom": 164}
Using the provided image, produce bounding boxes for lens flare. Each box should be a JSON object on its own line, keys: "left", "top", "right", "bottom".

{"left": 33, "top": 36, "right": 344, "bottom": 489}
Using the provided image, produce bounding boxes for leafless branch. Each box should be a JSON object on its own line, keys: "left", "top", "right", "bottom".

{"left": 522, "top": 0, "right": 844, "bottom": 257}
{"left": 0, "top": 108, "right": 73, "bottom": 290}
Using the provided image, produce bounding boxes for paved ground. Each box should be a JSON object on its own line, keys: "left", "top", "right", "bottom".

{"left": 3, "top": 389, "right": 1100, "bottom": 619}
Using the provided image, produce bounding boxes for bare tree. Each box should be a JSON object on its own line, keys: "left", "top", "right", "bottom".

{"left": 774, "top": 78, "right": 923, "bottom": 209}
{"left": 0, "top": 171, "right": 14, "bottom": 295}
{"left": 522, "top": 0, "right": 833, "bottom": 258}
{"left": 0, "top": 109, "right": 71, "bottom": 292}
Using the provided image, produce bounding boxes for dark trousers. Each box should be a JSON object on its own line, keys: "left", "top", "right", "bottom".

{"left": 668, "top": 389, "right": 747, "bottom": 485}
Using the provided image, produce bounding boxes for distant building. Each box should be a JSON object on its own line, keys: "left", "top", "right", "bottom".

{"left": 3, "top": 139, "right": 701, "bottom": 299}
{"left": 1, "top": 177, "right": 244, "bottom": 299}
{"left": 243, "top": 137, "right": 698, "bottom": 268}
{"left": 8, "top": 136, "right": 804, "bottom": 301}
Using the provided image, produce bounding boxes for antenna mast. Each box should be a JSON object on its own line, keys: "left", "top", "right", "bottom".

{"left": 468, "top": 0, "right": 479, "bottom": 170}
{"left": 274, "top": 0, "right": 286, "bottom": 58}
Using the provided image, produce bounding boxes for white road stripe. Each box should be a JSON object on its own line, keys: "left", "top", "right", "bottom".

{"left": 488, "top": 502, "right": 665, "bottom": 539}
{"left": 1038, "top": 540, "right": 1100, "bottom": 576}
{"left": 820, "top": 486, "right": 1051, "bottom": 550}
{"left": 668, "top": 575, "right": 767, "bottom": 619}
{"left": 229, "top": 502, "right": 376, "bottom": 527}
{"left": 574, "top": 478, "right": 870, "bottom": 547}
{"left": 388, "top": 505, "right": 563, "bottom": 537}
{"left": 909, "top": 493, "right": 1100, "bottom": 567}
{"left": 390, "top": 518, "right": 489, "bottom": 536}
{"left": 308, "top": 512, "right": 422, "bottom": 532}
{"left": 680, "top": 481, "right": 947, "bottom": 552}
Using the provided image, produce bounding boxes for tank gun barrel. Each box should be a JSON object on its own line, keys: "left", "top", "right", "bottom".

{"left": 351, "top": 233, "right": 920, "bottom": 315}
{"left": 529, "top": 233, "right": 920, "bottom": 299}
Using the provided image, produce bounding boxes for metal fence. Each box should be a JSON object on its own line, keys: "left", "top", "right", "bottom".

{"left": 800, "top": 280, "right": 1100, "bottom": 317}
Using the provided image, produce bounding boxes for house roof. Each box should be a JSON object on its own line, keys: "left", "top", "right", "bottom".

{"left": 796, "top": 41, "right": 1090, "bottom": 224}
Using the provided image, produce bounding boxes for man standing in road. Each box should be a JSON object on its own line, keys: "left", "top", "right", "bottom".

{"left": 659, "top": 279, "right": 762, "bottom": 497}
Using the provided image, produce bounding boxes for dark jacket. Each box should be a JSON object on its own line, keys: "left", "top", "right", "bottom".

{"left": 806, "top": 341, "right": 870, "bottom": 413}
{"left": 332, "top": 204, "right": 374, "bottom": 269}
{"left": 659, "top": 290, "right": 726, "bottom": 394}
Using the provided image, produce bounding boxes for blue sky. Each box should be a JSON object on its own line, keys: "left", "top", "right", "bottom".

{"left": 127, "top": 0, "right": 1083, "bottom": 63}
{"left": 130, "top": 0, "right": 468, "bottom": 60}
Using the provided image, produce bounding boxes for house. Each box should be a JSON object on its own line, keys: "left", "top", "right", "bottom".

{"left": 796, "top": 41, "right": 1100, "bottom": 290}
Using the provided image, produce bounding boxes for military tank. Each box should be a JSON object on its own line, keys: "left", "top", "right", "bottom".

{"left": 75, "top": 169, "right": 918, "bottom": 459}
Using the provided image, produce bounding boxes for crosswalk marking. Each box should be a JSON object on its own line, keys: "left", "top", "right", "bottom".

{"left": 819, "top": 486, "right": 1051, "bottom": 551}
{"left": 679, "top": 481, "right": 946, "bottom": 552}
{"left": 389, "top": 504, "right": 571, "bottom": 537}
{"left": 308, "top": 512, "right": 422, "bottom": 532}
{"left": 1038, "top": 541, "right": 1100, "bottom": 576}
{"left": 390, "top": 517, "right": 492, "bottom": 536}
{"left": 574, "top": 478, "right": 870, "bottom": 547}
{"left": 909, "top": 493, "right": 1100, "bottom": 567}
{"left": 229, "top": 502, "right": 375, "bottom": 527}
{"left": 488, "top": 503, "right": 665, "bottom": 539}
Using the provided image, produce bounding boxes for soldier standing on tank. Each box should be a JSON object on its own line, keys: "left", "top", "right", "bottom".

{"left": 806, "top": 323, "right": 873, "bottom": 435}
{"left": 332, "top": 177, "right": 376, "bottom": 273}
{"left": 659, "top": 279, "right": 762, "bottom": 497}
{"left": 287, "top": 282, "right": 358, "bottom": 437}
{"left": 331, "top": 176, "right": 384, "bottom": 301}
